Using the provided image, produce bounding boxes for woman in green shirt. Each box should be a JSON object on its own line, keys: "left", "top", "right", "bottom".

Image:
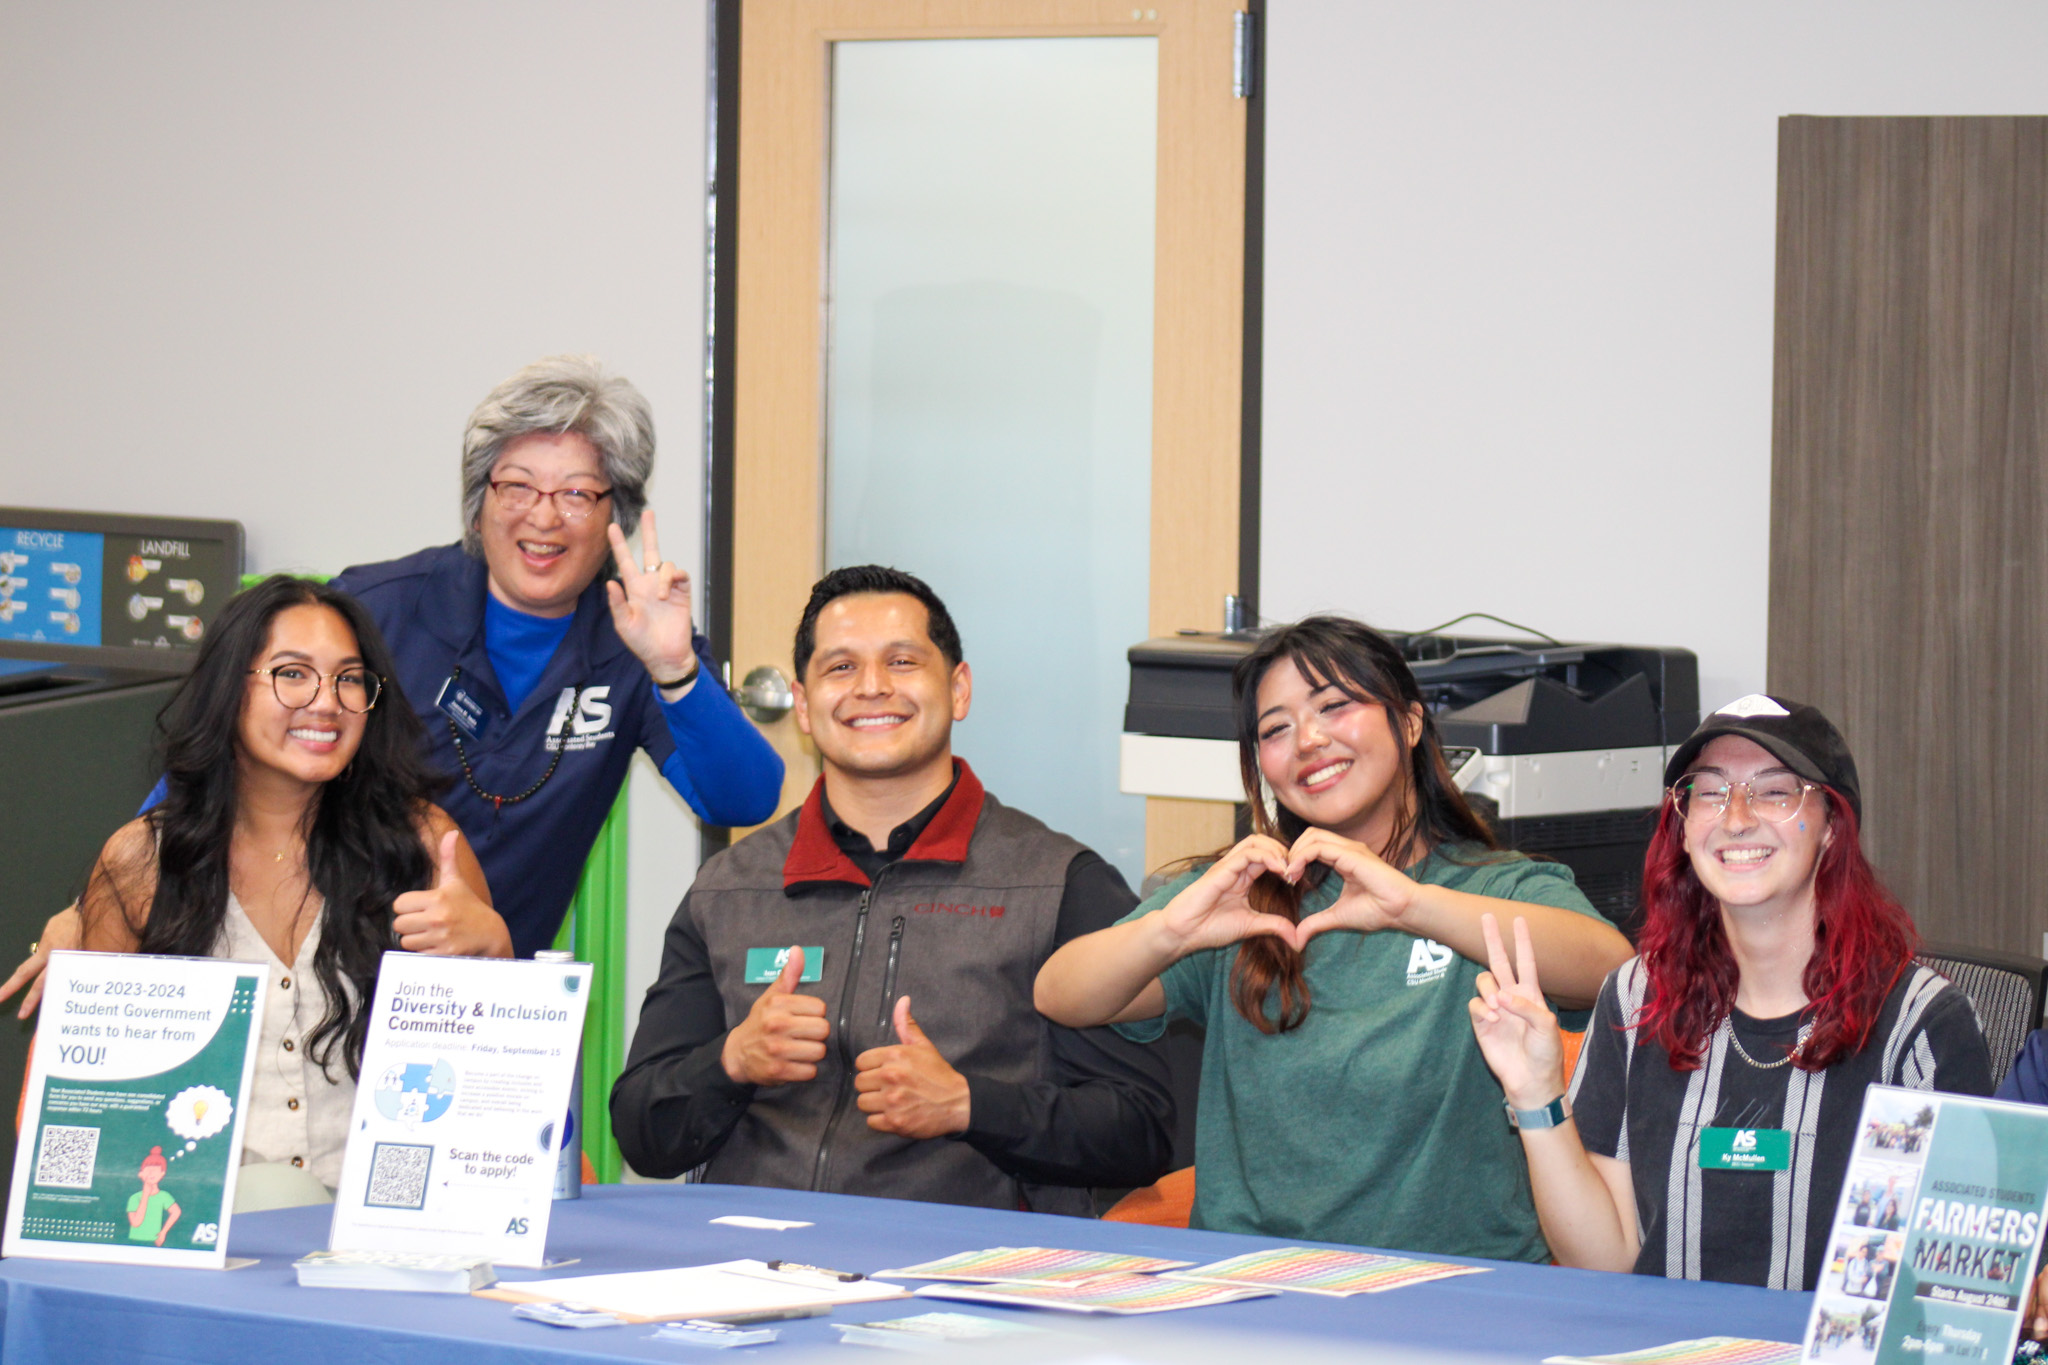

{"left": 1035, "top": 616, "right": 1631, "bottom": 1258}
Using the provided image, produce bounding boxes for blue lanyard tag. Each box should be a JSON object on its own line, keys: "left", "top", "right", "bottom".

{"left": 436, "top": 675, "right": 490, "bottom": 740}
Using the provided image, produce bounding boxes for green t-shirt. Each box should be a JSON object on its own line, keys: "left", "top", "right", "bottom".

{"left": 1112, "top": 844, "right": 1603, "bottom": 1262}
{"left": 126, "top": 1187, "right": 176, "bottom": 1243}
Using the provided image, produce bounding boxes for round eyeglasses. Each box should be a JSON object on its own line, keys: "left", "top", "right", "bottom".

{"left": 1670, "top": 775, "right": 1818, "bottom": 825}
{"left": 488, "top": 479, "right": 613, "bottom": 523}
{"left": 249, "top": 664, "right": 382, "bottom": 714}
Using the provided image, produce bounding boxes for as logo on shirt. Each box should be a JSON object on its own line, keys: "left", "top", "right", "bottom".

{"left": 1405, "top": 938, "right": 1455, "bottom": 987}
{"left": 544, "top": 686, "right": 615, "bottom": 752}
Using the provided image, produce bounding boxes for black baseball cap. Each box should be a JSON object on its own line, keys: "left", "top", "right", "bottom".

{"left": 1663, "top": 694, "right": 1862, "bottom": 820}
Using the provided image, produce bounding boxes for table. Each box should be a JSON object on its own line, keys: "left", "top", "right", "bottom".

{"left": 0, "top": 1184, "right": 1812, "bottom": 1364}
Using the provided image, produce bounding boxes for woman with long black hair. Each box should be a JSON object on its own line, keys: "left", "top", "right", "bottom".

{"left": 77, "top": 575, "right": 510, "bottom": 1194}
{"left": 1035, "top": 615, "right": 1632, "bottom": 1259}
{"left": 1468, "top": 696, "right": 1992, "bottom": 1288}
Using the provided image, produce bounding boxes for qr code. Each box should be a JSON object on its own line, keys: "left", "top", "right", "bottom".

{"left": 365, "top": 1142, "right": 433, "bottom": 1209}
{"left": 33, "top": 1125, "right": 101, "bottom": 1189}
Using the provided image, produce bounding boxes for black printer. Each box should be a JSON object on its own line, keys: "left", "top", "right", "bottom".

{"left": 1120, "top": 629, "right": 1700, "bottom": 936}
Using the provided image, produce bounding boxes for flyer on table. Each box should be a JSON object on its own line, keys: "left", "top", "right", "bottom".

{"left": 4, "top": 950, "right": 266, "bottom": 1269}
{"left": 1803, "top": 1086, "right": 2048, "bottom": 1365}
{"left": 328, "top": 952, "right": 590, "bottom": 1268}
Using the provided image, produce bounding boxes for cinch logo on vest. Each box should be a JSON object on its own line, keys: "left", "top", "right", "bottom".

{"left": 912, "top": 902, "right": 1006, "bottom": 919}
{"left": 1405, "top": 938, "right": 1454, "bottom": 986}
{"left": 544, "top": 686, "right": 615, "bottom": 752}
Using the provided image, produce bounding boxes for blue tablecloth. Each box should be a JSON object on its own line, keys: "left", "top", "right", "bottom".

{"left": 0, "top": 1183, "right": 1812, "bottom": 1364}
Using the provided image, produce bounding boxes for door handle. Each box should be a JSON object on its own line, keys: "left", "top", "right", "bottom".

{"left": 730, "top": 665, "right": 794, "bottom": 723}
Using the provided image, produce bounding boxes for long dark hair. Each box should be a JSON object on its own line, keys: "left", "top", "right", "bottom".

{"left": 1227, "top": 617, "right": 1498, "bottom": 1033}
{"left": 86, "top": 575, "right": 444, "bottom": 1079}
{"left": 1633, "top": 788, "right": 1916, "bottom": 1071}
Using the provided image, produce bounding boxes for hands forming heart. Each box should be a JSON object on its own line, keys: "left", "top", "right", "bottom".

{"left": 1157, "top": 828, "right": 1421, "bottom": 955}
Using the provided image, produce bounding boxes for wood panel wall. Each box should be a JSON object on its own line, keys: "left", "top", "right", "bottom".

{"left": 1770, "top": 116, "right": 2048, "bottom": 954}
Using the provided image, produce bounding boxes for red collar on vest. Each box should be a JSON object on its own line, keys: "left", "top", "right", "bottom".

{"left": 782, "top": 759, "right": 986, "bottom": 890}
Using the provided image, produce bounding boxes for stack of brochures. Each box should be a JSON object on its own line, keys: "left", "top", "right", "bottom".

{"left": 295, "top": 1249, "right": 497, "bottom": 1293}
{"left": 1542, "top": 1338, "right": 1802, "bottom": 1365}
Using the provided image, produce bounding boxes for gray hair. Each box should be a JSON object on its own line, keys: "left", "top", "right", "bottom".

{"left": 459, "top": 354, "right": 655, "bottom": 556}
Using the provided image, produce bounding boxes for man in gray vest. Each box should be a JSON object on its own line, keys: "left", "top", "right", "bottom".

{"left": 611, "top": 566, "right": 1173, "bottom": 1213}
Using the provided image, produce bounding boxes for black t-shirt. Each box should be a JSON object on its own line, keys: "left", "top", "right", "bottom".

{"left": 1570, "top": 960, "right": 1994, "bottom": 1290}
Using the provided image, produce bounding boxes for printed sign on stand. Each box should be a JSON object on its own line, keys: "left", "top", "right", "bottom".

{"left": 328, "top": 952, "right": 591, "bottom": 1268}
{"left": 1802, "top": 1086, "right": 2048, "bottom": 1365}
{"left": 4, "top": 951, "right": 266, "bottom": 1269}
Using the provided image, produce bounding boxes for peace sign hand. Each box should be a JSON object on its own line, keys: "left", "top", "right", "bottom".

{"left": 1467, "top": 913, "right": 1567, "bottom": 1111}
{"left": 606, "top": 509, "right": 698, "bottom": 685}
{"left": 1287, "top": 828, "right": 1419, "bottom": 947}
{"left": 1155, "top": 835, "right": 1302, "bottom": 954}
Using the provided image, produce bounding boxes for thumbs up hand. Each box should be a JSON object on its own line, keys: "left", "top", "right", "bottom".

{"left": 393, "top": 826, "right": 514, "bottom": 959}
{"left": 721, "top": 946, "right": 830, "bottom": 1087}
{"left": 852, "top": 995, "right": 970, "bottom": 1139}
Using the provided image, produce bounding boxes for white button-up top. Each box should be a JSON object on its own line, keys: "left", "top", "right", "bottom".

{"left": 215, "top": 894, "right": 355, "bottom": 1190}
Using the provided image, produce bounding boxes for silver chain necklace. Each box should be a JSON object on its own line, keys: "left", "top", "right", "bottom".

{"left": 1727, "top": 1019, "right": 1811, "bottom": 1070}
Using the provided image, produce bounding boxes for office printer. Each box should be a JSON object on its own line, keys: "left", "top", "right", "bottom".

{"left": 1120, "top": 630, "right": 1700, "bottom": 934}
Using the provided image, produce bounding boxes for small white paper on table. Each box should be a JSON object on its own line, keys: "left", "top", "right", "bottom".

{"left": 709, "top": 1215, "right": 813, "bottom": 1230}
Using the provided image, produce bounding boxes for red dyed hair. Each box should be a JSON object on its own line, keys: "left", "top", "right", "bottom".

{"left": 1632, "top": 788, "right": 1917, "bottom": 1071}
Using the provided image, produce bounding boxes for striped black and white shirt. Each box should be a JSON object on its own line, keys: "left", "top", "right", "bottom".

{"left": 1569, "top": 960, "right": 1993, "bottom": 1290}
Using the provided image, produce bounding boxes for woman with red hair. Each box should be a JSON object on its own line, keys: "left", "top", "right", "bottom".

{"left": 1469, "top": 696, "right": 1992, "bottom": 1289}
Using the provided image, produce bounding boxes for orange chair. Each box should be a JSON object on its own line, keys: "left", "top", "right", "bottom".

{"left": 1103, "top": 1165, "right": 1194, "bottom": 1227}
{"left": 1559, "top": 1028, "right": 1585, "bottom": 1086}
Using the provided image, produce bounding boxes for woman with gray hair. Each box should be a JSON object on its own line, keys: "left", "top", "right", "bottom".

{"left": 316, "top": 354, "right": 784, "bottom": 956}
{"left": 4, "top": 356, "right": 782, "bottom": 1000}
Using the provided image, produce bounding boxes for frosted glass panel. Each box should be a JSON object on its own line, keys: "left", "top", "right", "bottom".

{"left": 827, "top": 38, "right": 1156, "bottom": 883}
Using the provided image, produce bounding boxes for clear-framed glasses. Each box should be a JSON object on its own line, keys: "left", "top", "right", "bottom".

{"left": 488, "top": 479, "right": 614, "bottom": 522}
{"left": 249, "top": 664, "right": 382, "bottom": 714}
{"left": 1670, "top": 774, "right": 1818, "bottom": 824}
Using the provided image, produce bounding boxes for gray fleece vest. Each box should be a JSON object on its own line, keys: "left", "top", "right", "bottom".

{"left": 685, "top": 782, "right": 1091, "bottom": 1215}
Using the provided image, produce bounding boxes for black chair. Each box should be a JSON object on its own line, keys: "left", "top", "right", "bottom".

{"left": 1914, "top": 941, "right": 2048, "bottom": 1091}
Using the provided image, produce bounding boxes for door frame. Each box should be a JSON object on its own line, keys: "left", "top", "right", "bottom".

{"left": 699, "top": 0, "right": 1266, "bottom": 870}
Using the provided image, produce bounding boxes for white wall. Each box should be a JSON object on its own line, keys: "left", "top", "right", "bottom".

{"left": 11, "top": 1, "right": 2048, "bottom": 1018}
{"left": 1262, "top": 2, "right": 2048, "bottom": 709}
{"left": 0, "top": 0, "right": 709, "bottom": 1038}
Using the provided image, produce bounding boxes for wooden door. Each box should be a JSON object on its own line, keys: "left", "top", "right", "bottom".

{"left": 716, "top": 0, "right": 1256, "bottom": 876}
{"left": 1770, "top": 116, "right": 2048, "bottom": 954}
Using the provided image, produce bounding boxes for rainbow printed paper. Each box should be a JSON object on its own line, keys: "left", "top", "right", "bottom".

{"left": 914, "top": 1273, "right": 1276, "bottom": 1315}
{"left": 1164, "top": 1246, "right": 1490, "bottom": 1296}
{"left": 1541, "top": 1337, "right": 1801, "bottom": 1365}
{"left": 874, "top": 1247, "right": 1192, "bottom": 1285}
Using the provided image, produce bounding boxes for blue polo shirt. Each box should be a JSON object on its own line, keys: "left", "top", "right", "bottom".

{"left": 330, "top": 544, "right": 783, "bottom": 956}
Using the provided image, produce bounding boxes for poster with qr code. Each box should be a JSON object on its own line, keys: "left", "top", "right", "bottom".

{"left": 327, "top": 953, "right": 590, "bottom": 1267}
{"left": 4, "top": 951, "right": 266, "bottom": 1268}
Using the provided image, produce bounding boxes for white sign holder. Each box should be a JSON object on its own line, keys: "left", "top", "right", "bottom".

{"left": 328, "top": 952, "right": 591, "bottom": 1268}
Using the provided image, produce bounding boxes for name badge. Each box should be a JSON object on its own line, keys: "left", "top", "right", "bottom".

{"left": 435, "top": 675, "right": 490, "bottom": 740}
{"left": 1699, "top": 1127, "right": 1791, "bottom": 1171}
{"left": 744, "top": 947, "right": 825, "bottom": 985}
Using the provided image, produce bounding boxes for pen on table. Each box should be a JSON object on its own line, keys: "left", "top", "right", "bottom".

{"left": 692, "top": 1305, "right": 832, "bottom": 1326}
{"left": 764, "top": 1259, "right": 865, "bottom": 1282}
